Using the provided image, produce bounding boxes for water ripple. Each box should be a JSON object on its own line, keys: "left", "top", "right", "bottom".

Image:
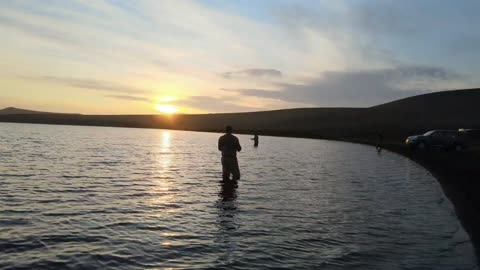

{"left": 0, "top": 123, "right": 476, "bottom": 269}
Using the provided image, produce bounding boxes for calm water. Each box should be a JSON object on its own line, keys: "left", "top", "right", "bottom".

{"left": 0, "top": 123, "right": 476, "bottom": 269}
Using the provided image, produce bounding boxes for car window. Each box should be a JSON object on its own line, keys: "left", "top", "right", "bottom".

{"left": 447, "top": 131, "right": 459, "bottom": 138}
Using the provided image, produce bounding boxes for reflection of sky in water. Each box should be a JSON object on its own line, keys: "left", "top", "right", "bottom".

{"left": 0, "top": 123, "right": 475, "bottom": 269}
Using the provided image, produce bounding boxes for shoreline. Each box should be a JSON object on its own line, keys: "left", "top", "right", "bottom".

{"left": 2, "top": 121, "right": 480, "bottom": 262}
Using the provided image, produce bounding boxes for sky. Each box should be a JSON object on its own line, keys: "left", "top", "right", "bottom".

{"left": 1, "top": 0, "right": 479, "bottom": 114}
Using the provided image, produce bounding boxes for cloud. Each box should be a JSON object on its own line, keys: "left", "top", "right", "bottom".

{"left": 20, "top": 75, "right": 150, "bottom": 94}
{"left": 3, "top": 1, "right": 480, "bottom": 114}
{"left": 105, "top": 95, "right": 151, "bottom": 102}
{"left": 228, "top": 65, "right": 461, "bottom": 107}
{"left": 106, "top": 95, "right": 258, "bottom": 113}
{"left": 221, "top": 68, "right": 283, "bottom": 79}
{"left": 0, "top": 14, "right": 78, "bottom": 46}
{"left": 273, "top": 1, "right": 480, "bottom": 72}
{"left": 177, "top": 96, "right": 256, "bottom": 113}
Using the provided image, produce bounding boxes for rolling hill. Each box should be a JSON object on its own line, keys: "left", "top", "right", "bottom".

{"left": 1, "top": 88, "right": 480, "bottom": 141}
{"left": 0, "top": 107, "right": 56, "bottom": 115}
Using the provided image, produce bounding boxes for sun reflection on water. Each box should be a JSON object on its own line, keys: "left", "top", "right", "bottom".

{"left": 161, "top": 131, "right": 171, "bottom": 151}
{"left": 145, "top": 130, "right": 177, "bottom": 211}
{"left": 160, "top": 131, "right": 172, "bottom": 168}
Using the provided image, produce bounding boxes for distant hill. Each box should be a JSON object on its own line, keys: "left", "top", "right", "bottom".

{"left": 0, "top": 107, "right": 55, "bottom": 115}
{"left": 1, "top": 89, "right": 480, "bottom": 141}
{"left": 0, "top": 107, "right": 79, "bottom": 116}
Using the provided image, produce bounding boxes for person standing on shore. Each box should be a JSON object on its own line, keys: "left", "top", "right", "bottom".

{"left": 218, "top": 126, "right": 242, "bottom": 181}
{"left": 251, "top": 134, "right": 259, "bottom": 147}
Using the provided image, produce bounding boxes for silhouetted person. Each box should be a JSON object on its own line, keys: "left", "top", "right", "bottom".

{"left": 251, "top": 134, "right": 259, "bottom": 147}
{"left": 218, "top": 126, "right": 242, "bottom": 181}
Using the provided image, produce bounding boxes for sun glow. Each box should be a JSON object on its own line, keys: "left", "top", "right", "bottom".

{"left": 158, "top": 96, "right": 176, "bottom": 102}
{"left": 156, "top": 104, "right": 178, "bottom": 114}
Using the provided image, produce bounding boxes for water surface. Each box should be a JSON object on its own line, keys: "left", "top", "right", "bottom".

{"left": 0, "top": 123, "right": 476, "bottom": 269}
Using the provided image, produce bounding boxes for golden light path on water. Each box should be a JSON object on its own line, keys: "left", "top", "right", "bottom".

{"left": 147, "top": 131, "right": 175, "bottom": 220}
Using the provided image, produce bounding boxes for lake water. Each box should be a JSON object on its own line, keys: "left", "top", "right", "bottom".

{"left": 0, "top": 123, "right": 476, "bottom": 269}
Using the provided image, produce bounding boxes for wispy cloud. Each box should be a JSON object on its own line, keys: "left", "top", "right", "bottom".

{"left": 20, "top": 76, "right": 150, "bottom": 94}
{"left": 103, "top": 94, "right": 258, "bottom": 113}
{"left": 274, "top": 1, "right": 480, "bottom": 72}
{"left": 2, "top": 1, "right": 480, "bottom": 113}
{"left": 177, "top": 96, "right": 256, "bottom": 113}
{"left": 221, "top": 68, "right": 282, "bottom": 79}
{"left": 105, "top": 95, "right": 151, "bottom": 102}
{"left": 0, "top": 14, "right": 79, "bottom": 46}
{"left": 229, "top": 65, "right": 462, "bottom": 107}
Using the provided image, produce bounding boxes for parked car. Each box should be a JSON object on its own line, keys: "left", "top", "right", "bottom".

{"left": 405, "top": 130, "right": 466, "bottom": 151}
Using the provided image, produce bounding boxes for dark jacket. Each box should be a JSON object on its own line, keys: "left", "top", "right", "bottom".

{"left": 218, "top": 134, "right": 242, "bottom": 157}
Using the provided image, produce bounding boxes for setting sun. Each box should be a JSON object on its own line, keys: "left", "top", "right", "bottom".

{"left": 158, "top": 96, "right": 176, "bottom": 103}
{"left": 155, "top": 104, "right": 178, "bottom": 114}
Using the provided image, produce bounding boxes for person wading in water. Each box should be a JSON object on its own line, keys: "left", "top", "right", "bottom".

{"left": 251, "top": 134, "right": 259, "bottom": 147}
{"left": 218, "top": 126, "right": 242, "bottom": 181}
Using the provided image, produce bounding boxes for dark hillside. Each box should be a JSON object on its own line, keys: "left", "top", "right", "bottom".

{"left": 1, "top": 89, "right": 479, "bottom": 140}
{"left": 0, "top": 107, "right": 53, "bottom": 115}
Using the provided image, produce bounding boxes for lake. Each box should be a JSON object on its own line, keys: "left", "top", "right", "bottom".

{"left": 0, "top": 123, "right": 476, "bottom": 269}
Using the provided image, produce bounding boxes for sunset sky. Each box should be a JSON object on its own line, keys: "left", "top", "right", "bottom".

{"left": 1, "top": 0, "right": 479, "bottom": 114}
